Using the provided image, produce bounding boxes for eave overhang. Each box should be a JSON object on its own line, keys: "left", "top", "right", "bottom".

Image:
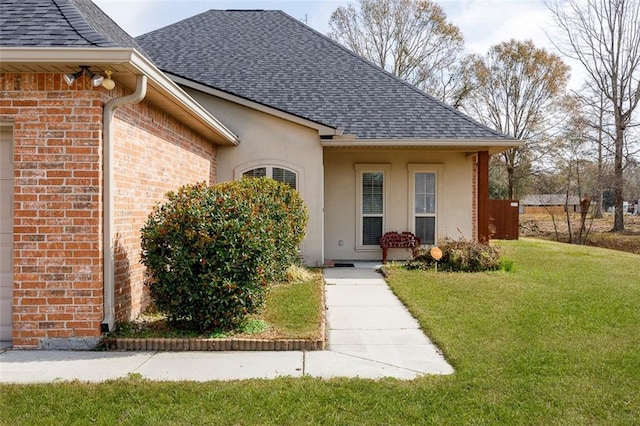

{"left": 320, "top": 138, "right": 524, "bottom": 155}
{"left": 0, "top": 47, "right": 240, "bottom": 145}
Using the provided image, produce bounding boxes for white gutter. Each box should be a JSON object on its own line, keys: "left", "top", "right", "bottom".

{"left": 101, "top": 75, "right": 148, "bottom": 333}
{"left": 0, "top": 47, "right": 240, "bottom": 146}
{"left": 321, "top": 138, "right": 523, "bottom": 155}
{"left": 320, "top": 138, "right": 523, "bottom": 148}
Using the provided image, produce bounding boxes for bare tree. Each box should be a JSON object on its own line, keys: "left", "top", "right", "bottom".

{"left": 592, "top": 90, "right": 607, "bottom": 218}
{"left": 460, "top": 39, "right": 571, "bottom": 199}
{"left": 328, "top": 0, "right": 466, "bottom": 105}
{"left": 567, "top": 85, "right": 614, "bottom": 218}
{"left": 548, "top": 0, "right": 640, "bottom": 232}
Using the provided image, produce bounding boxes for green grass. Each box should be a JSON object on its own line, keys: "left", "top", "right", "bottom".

{"left": 261, "top": 270, "right": 325, "bottom": 340}
{"left": 107, "top": 271, "right": 324, "bottom": 340}
{"left": 1, "top": 239, "right": 639, "bottom": 425}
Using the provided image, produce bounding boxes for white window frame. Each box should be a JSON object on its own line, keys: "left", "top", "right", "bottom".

{"left": 408, "top": 164, "right": 443, "bottom": 246}
{"left": 355, "top": 164, "right": 390, "bottom": 251}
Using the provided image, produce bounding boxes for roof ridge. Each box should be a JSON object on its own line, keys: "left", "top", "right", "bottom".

{"left": 52, "top": 0, "right": 114, "bottom": 47}
{"left": 138, "top": 8, "right": 214, "bottom": 40}
{"left": 273, "top": 9, "right": 509, "bottom": 140}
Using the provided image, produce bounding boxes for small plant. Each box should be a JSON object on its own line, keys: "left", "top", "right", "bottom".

{"left": 405, "top": 251, "right": 437, "bottom": 270}
{"left": 125, "top": 372, "right": 144, "bottom": 381}
{"left": 284, "top": 264, "right": 314, "bottom": 283}
{"left": 237, "top": 318, "right": 268, "bottom": 335}
{"left": 499, "top": 258, "right": 514, "bottom": 272}
{"left": 406, "top": 238, "right": 502, "bottom": 272}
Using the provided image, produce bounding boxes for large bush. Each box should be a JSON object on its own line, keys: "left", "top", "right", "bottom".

{"left": 140, "top": 179, "right": 308, "bottom": 331}
{"left": 215, "top": 177, "right": 308, "bottom": 281}
{"left": 406, "top": 238, "right": 501, "bottom": 272}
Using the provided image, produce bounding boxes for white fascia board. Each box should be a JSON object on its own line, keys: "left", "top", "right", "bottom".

{"left": 0, "top": 47, "right": 240, "bottom": 145}
{"left": 167, "top": 73, "right": 338, "bottom": 136}
{"left": 321, "top": 138, "right": 524, "bottom": 153}
{"left": 0, "top": 47, "right": 135, "bottom": 64}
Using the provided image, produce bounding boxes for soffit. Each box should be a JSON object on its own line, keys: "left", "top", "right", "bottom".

{"left": 0, "top": 49, "right": 239, "bottom": 146}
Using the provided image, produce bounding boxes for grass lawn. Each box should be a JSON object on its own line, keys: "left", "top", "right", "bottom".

{"left": 258, "top": 269, "right": 325, "bottom": 340}
{"left": 1, "top": 239, "right": 639, "bottom": 424}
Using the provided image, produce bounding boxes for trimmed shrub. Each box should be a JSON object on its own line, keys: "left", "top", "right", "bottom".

{"left": 140, "top": 179, "right": 308, "bottom": 332}
{"left": 216, "top": 177, "right": 308, "bottom": 282}
{"left": 406, "top": 238, "right": 501, "bottom": 272}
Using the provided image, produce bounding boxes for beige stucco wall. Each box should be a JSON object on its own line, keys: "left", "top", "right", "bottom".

{"left": 324, "top": 149, "right": 474, "bottom": 261}
{"left": 184, "top": 88, "right": 325, "bottom": 266}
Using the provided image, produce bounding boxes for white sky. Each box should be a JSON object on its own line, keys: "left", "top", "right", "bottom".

{"left": 93, "top": 0, "right": 579, "bottom": 85}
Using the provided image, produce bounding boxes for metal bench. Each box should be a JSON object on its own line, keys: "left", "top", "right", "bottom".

{"left": 379, "top": 231, "right": 421, "bottom": 263}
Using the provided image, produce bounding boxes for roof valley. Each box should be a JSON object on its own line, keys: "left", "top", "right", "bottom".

{"left": 0, "top": 0, "right": 140, "bottom": 48}
{"left": 53, "top": 0, "right": 110, "bottom": 47}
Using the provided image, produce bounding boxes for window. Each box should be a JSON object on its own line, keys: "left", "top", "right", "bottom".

{"left": 272, "top": 167, "right": 296, "bottom": 189}
{"left": 356, "top": 164, "right": 390, "bottom": 249}
{"left": 414, "top": 172, "right": 436, "bottom": 245}
{"left": 242, "top": 166, "right": 297, "bottom": 189}
{"left": 408, "top": 165, "right": 442, "bottom": 246}
{"left": 362, "top": 172, "right": 383, "bottom": 245}
{"left": 243, "top": 167, "right": 266, "bottom": 178}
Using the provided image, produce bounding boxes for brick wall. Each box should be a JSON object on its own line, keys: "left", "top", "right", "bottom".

{"left": 0, "top": 72, "right": 217, "bottom": 348}
{"left": 111, "top": 93, "right": 216, "bottom": 324}
{"left": 0, "top": 73, "right": 104, "bottom": 348}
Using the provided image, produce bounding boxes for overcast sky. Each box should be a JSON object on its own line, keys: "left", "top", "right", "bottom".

{"left": 94, "top": 0, "right": 577, "bottom": 83}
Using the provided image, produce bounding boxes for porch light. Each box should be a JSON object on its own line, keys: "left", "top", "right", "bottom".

{"left": 101, "top": 70, "right": 116, "bottom": 90}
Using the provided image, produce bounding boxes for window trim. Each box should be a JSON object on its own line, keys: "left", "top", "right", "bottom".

{"left": 355, "top": 163, "right": 391, "bottom": 251}
{"left": 407, "top": 164, "right": 443, "bottom": 246}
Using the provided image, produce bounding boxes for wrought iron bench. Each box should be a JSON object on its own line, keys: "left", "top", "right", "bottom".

{"left": 379, "top": 231, "right": 421, "bottom": 263}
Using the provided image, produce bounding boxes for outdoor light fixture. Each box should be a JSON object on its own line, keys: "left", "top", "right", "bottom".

{"left": 101, "top": 70, "right": 115, "bottom": 90}
{"left": 63, "top": 66, "right": 105, "bottom": 87}
{"left": 63, "top": 68, "right": 83, "bottom": 86}
{"left": 90, "top": 72, "right": 104, "bottom": 87}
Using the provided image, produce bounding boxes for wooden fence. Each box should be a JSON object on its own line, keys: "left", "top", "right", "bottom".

{"left": 489, "top": 199, "right": 519, "bottom": 240}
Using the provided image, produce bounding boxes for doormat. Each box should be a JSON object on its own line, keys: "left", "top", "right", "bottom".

{"left": 334, "top": 263, "right": 355, "bottom": 267}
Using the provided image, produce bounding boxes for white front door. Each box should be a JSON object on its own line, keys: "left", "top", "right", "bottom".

{"left": 0, "top": 126, "right": 13, "bottom": 342}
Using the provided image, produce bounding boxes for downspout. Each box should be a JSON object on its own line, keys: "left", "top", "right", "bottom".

{"left": 101, "top": 75, "right": 148, "bottom": 332}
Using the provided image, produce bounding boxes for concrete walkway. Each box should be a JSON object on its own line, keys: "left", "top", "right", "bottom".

{"left": 0, "top": 264, "right": 452, "bottom": 383}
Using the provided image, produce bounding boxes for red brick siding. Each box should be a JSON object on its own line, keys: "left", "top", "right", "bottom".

{"left": 0, "top": 73, "right": 103, "bottom": 348}
{"left": 111, "top": 97, "right": 216, "bottom": 324}
{"left": 0, "top": 72, "right": 217, "bottom": 348}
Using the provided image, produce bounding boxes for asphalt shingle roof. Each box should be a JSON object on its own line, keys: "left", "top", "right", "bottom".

{"left": 136, "top": 10, "right": 509, "bottom": 141}
{"left": 0, "top": 0, "right": 140, "bottom": 48}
